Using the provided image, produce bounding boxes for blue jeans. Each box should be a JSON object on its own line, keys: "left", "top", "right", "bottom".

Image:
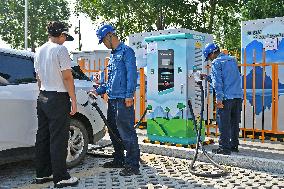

{"left": 217, "top": 98, "right": 242, "bottom": 151}
{"left": 107, "top": 98, "right": 140, "bottom": 169}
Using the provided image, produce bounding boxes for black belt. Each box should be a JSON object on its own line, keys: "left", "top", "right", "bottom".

{"left": 40, "top": 90, "right": 68, "bottom": 96}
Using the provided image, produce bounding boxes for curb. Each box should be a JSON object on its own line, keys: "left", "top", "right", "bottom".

{"left": 97, "top": 139, "right": 284, "bottom": 174}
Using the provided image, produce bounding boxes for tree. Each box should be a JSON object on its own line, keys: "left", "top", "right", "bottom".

{"left": 147, "top": 105, "right": 153, "bottom": 111}
{"left": 76, "top": 0, "right": 243, "bottom": 51}
{"left": 177, "top": 103, "right": 186, "bottom": 119}
{"left": 76, "top": 0, "right": 284, "bottom": 53}
{"left": 0, "top": 0, "right": 71, "bottom": 51}
{"left": 242, "top": 0, "right": 284, "bottom": 21}
{"left": 165, "top": 107, "right": 170, "bottom": 119}
{"left": 75, "top": 0, "right": 198, "bottom": 41}
{"left": 201, "top": 0, "right": 284, "bottom": 54}
{"left": 211, "top": 1, "right": 242, "bottom": 52}
{"left": 192, "top": 0, "right": 242, "bottom": 52}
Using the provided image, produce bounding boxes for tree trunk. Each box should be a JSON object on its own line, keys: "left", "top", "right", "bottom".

{"left": 208, "top": 0, "right": 217, "bottom": 33}
{"left": 31, "top": 39, "right": 35, "bottom": 52}
{"left": 156, "top": 5, "right": 164, "bottom": 30}
{"left": 201, "top": 2, "right": 206, "bottom": 30}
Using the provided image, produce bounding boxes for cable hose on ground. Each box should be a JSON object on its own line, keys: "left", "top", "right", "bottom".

{"left": 88, "top": 91, "right": 228, "bottom": 177}
{"left": 188, "top": 81, "right": 229, "bottom": 177}
{"left": 134, "top": 107, "right": 148, "bottom": 128}
{"left": 87, "top": 93, "right": 148, "bottom": 153}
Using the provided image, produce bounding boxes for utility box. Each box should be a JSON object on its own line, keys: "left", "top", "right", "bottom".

{"left": 145, "top": 32, "right": 213, "bottom": 145}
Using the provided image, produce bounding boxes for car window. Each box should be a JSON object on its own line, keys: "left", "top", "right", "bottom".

{"left": 0, "top": 53, "right": 36, "bottom": 85}
{"left": 71, "top": 65, "right": 90, "bottom": 81}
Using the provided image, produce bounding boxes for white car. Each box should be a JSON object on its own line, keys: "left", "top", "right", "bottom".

{"left": 0, "top": 48, "right": 107, "bottom": 167}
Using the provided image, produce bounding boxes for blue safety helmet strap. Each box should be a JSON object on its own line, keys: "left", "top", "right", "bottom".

{"left": 203, "top": 43, "right": 219, "bottom": 61}
{"left": 96, "top": 24, "right": 115, "bottom": 44}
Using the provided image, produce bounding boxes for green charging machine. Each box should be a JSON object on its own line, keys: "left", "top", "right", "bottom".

{"left": 145, "top": 32, "right": 213, "bottom": 145}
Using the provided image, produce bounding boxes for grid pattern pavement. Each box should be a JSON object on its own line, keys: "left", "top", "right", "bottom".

{"left": 0, "top": 150, "right": 283, "bottom": 189}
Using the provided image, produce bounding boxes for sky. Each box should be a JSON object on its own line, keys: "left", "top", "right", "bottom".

{"left": 0, "top": 0, "right": 108, "bottom": 52}
{"left": 63, "top": 13, "right": 107, "bottom": 52}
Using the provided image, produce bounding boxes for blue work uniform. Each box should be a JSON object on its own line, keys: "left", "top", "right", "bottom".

{"left": 96, "top": 42, "right": 140, "bottom": 170}
{"left": 207, "top": 53, "right": 243, "bottom": 151}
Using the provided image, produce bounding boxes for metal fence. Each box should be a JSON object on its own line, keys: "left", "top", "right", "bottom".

{"left": 204, "top": 49, "right": 284, "bottom": 142}
{"left": 77, "top": 50, "right": 284, "bottom": 142}
{"left": 78, "top": 58, "right": 146, "bottom": 125}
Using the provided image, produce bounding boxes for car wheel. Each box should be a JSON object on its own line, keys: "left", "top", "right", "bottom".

{"left": 66, "top": 119, "right": 89, "bottom": 168}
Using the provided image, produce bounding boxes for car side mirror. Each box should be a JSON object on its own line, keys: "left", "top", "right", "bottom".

{"left": 76, "top": 89, "right": 89, "bottom": 105}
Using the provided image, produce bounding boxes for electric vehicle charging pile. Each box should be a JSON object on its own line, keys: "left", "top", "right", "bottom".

{"left": 77, "top": 32, "right": 228, "bottom": 177}
{"left": 144, "top": 33, "right": 212, "bottom": 145}
{"left": 145, "top": 33, "right": 229, "bottom": 177}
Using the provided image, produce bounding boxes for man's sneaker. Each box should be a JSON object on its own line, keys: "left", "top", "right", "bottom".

{"left": 103, "top": 161, "right": 124, "bottom": 168}
{"left": 119, "top": 166, "right": 140, "bottom": 176}
{"left": 212, "top": 148, "right": 231, "bottom": 155}
{"left": 35, "top": 175, "right": 53, "bottom": 184}
{"left": 54, "top": 177, "right": 79, "bottom": 188}
{"left": 231, "top": 146, "right": 239, "bottom": 153}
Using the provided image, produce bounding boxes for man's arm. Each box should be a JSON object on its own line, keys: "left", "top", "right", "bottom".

{"left": 58, "top": 46, "right": 77, "bottom": 115}
{"left": 95, "top": 83, "right": 107, "bottom": 95}
{"left": 93, "top": 67, "right": 108, "bottom": 95}
{"left": 124, "top": 48, "right": 137, "bottom": 107}
{"left": 34, "top": 53, "right": 41, "bottom": 89}
{"left": 36, "top": 73, "right": 41, "bottom": 89}
{"left": 62, "top": 69, "right": 77, "bottom": 115}
{"left": 200, "top": 74, "right": 212, "bottom": 83}
{"left": 211, "top": 61, "right": 224, "bottom": 108}
{"left": 206, "top": 75, "right": 212, "bottom": 83}
{"left": 0, "top": 76, "right": 9, "bottom": 85}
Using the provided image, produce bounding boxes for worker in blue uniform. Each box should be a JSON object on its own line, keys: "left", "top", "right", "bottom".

{"left": 203, "top": 43, "right": 243, "bottom": 155}
{"left": 94, "top": 24, "right": 140, "bottom": 176}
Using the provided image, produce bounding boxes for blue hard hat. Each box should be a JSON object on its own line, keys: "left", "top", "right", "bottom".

{"left": 203, "top": 43, "right": 219, "bottom": 61}
{"left": 96, "top": 24, "right": 115, "bottom": 44}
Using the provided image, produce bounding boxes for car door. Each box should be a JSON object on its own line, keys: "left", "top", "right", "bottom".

{"left": 0, "top": 52, "right": 39, "bottom": 151}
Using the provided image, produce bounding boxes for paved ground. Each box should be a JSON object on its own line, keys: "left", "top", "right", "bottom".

{"left": 1, "top": 129, "right": 284, "bottom": 189}
{"left": 133, "top": 129, "right": 284, "bottom": 174}
{"left": 136, "top": 129, "right": 284, "bottom": 162}
{"left": 0, "top": 149, "right": 284, "bottom": 189}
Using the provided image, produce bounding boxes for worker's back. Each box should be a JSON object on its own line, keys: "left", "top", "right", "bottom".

{"left": 211, "top": 53, "right": 243, "bottom": 100}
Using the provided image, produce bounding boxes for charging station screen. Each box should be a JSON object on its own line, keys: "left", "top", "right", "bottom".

{"left": 158, "top": 49, "right": 174, "bottom": 92}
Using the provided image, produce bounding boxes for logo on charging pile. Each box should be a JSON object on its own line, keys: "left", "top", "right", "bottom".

{"left": 192, "top": 35, "right": 205, "bottom": 41}
{"left": 160, "top": 52, "right": 172, "bottom": 56}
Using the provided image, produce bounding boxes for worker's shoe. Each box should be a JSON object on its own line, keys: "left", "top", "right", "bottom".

{"left": 103, "top": 161, "right": 124, "bottom": 168}
{"left": 231, "top": 146, "right": 239, "bottom": 153}
{"left": 119, "top": 166, "right": 140, "bottom": 176}
{"left": 54, "top": 177, "right": 78, "bottom": 188}
{"left": 212, "top": 148, "right": 231, "bottom": 155}
{"left": 35, "top": 175, "right": 53, "bottom": 184}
